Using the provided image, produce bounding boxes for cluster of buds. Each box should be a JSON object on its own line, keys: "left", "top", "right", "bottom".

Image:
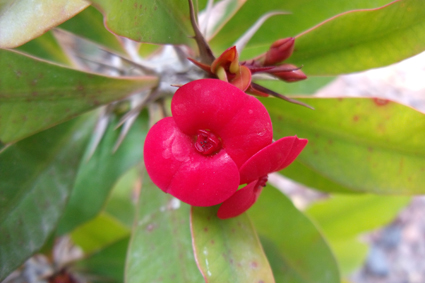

{"left": 188, "top": 37, "right": 307, "bottom": 101}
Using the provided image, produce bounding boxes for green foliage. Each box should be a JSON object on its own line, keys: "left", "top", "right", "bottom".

{"left": 0, "top": 49, "right": 158, "bottom": 143}
{"left": 0, "top": 0, "right": 89, "bottom": 48}
{"left": 263, "top": 97, "right": 425, "bottom": 194}
{"left": 74, "top": 237, "right": 130, "bottom": 283}
{"left": 15, "top": 31, "right": 72, "bottom": 65}
{"left": 59, "top": 6, "right": 126, "bottom": 54}
{"left": 58, "top": 112, "right": 148, "bottom": 234}
{"left": 249, "top": 186, "right": 340, "bottom": 283}
{"left": 211, "top": 0, "right": 393, "bottom": 55}
{"left": 191, "top": 206, "right": 274, "bottom": 283}
{"left": 0, "top": 114, "right": 95, "bottom": 280}
{"left": 288, "top": 0, "right": 425, "bottom": 75}
{"left": 89, "top": 0, "right": 197, "bottom": 47}
{"left": 1, "top": 0, "right": 424, "bottom": 281}
{"left": 307, "top": 194, "right": 411, "bottom": 275}
{"left": 125, "top": 170, "right": 203, "bottom": 283}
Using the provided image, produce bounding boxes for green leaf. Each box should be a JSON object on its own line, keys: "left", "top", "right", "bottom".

{"left": 125, "top": 169, "right": 203, "bottom": 283}
{"left": 89, "top": 0, "right": 196, "bottom": 46}
{"left": 256, "top": 77, "right": 335, "bottom": 96}
{"left": 249, "top": 186, "right": 340, "bottom": 283}
{"left": 71, "top": 213, "right": 130, "bottom": 254}
{"left": 288, "top": 0, "right": 425, "bottom": 75}
{"left": 75, "top": 237, "right": 130, "bottom": 283}
{"left": 58, "top": 112, "right": 148, "bottom": 234}
{"left": 15, "top": 31, "right": 71, "bottom": 65}
{"left": 280, "top": 161, "right": 358, "bottom": 194}
{"left": 327, "top": 238, "right": 369, "bottom": 276}
{"left": 201, "top": 0, "right": 246, "bottom": 41}
{"left": 306, "top": 194, "right": 410, "bottom": 275}
{"left": 191, "top": 206, "right": 275, "bottom": 283}
{"left": 59, "top": 6, "right": 126, "bottom": 54}
{"left": 0, "top": 49, "right": 158, "bottom": 144}
{"left": 0, "top": 114, "right": 95, "bottom": 280}
{"left": 262, "top": 97, "right": 425, "bottom": 194}
{"left": 307, "top": 194, "right": 410, "bottom": 241}
{"left": 0, "top": 0, "right": 89, "bottom": 48}
{"left": 104, "top": 167, "right": 140, "bottom": 228}
{"left": 211, "top": 0, "right": 393, "bottom": 55}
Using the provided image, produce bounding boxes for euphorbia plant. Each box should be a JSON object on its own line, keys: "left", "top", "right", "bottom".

{"left": 1, "top": 0, "right": 425, "bottom": 282}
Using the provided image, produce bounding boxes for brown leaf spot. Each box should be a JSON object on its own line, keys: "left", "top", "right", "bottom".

{"left": 203, "top": 227, "right": 208, "bottom": 232}
{"left": 146, "top": 223, "right": 156, "bottom": 232}
{"left": 373, "top": 98, "right": 390, "bottom": 106}
{"left": 353, "top": 115, "right": 359, "bottom": 122}
{"left": 134, "top": 2, "right": 138, "bottom": 8}
{"left": 154, "top": 5, "right": 157, "bottom": 10}
{"left": 250, "top": 261, "right": 258, "bottom": 268}
{"left": 210, "top": 240, "right": 214, "bottom": 244}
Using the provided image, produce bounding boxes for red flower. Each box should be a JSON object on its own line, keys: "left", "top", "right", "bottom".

{"left": 217, "top": 136, "right": 307, "bottom": 219}
{"left": 144, "top": 79, "right": 273, "bottom": 206}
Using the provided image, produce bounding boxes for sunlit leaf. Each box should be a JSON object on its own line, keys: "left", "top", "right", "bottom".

{"left": 0, "top": 0, "right": 89, "bottom": 48}
{"left": 327, "top": 238, "right": 369, "bottom": 276}
{"left": 263, "top": 97, "right": 425, "bottom": 194}
{"left": 211, "top": 0, "right": 393, "bottom": 56}
{"left": 0, "top": 114, "right": 95, "bottom": 280}
{"left": 71, "top": 213, "right": 130, "bottom": 254}
{"left": 0, "top": 49, "right": 158, "bottom": 144}
{"left": 125, "top": 169, "right": 203, "bottom": 283}
{"left": 306, "top": 194, "right": 410, "bottom": 275}
{"left": 307, "top": 194, "right": 411, "bottom": 241}
{"left": 288, "top": 0, "right": 425, "bottom": 75}
{"left": 249, "top": 186, "right": 340, "bottom": 283}
{"left": 89, "top": 0, "right": 196, "bottom": 46}
{"left": 191, "top": 206, "right": 275, "bottom": 283}
{"left": 58, "top": 112, "right": 148, "bottom": 234}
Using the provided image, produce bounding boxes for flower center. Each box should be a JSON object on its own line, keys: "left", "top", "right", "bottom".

{"left": 194, "top": 129, "right": 222, "bottom": 155}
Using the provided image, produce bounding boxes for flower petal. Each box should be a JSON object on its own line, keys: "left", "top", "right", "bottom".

{"left": 217, "top": 180, "right": 263, "bottom": 219}
{"left": 144, "top": 117, "right": 240, "bottom": 206}
{"left": 172, "top": 79, "right": 273, "bottom": 168}
{"left": 239, "top": 136, "right": 308, "bottom": 184}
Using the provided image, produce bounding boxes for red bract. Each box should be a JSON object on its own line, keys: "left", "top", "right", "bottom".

{"left": 144, "top": 79, "right": 273, "bottom": 207}
{"left": 217, "top": 136, "right": 308, "bottom": 219}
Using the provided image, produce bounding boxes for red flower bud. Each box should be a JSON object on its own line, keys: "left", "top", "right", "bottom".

{"left": 268, "top": 64, "right": 307, "bottom": 82}
{"left": 264, "top": 37, "right": 295, "bottom": 66}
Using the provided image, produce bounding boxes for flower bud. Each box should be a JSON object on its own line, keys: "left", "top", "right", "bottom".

{"left": 264, "top": 37, "right": 295, "bottom": 66}
{"left": 268, "top": 64, "right": 307, "bottom": 82}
